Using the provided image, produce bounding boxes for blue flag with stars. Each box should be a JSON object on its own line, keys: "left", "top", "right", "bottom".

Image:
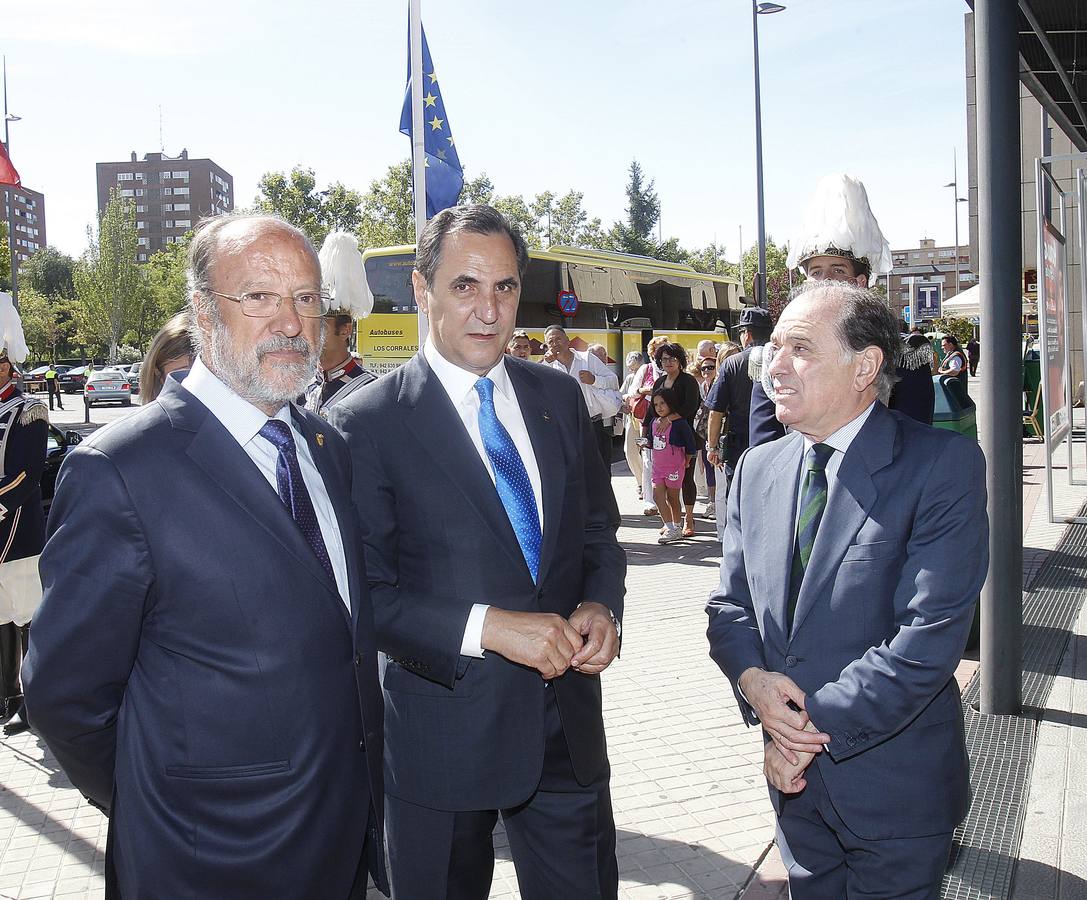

{"left": 400, "top": 26, "right": 463, "bottom": 218}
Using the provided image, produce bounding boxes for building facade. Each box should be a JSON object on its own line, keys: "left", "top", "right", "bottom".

{"left": 2, "top": 185, "right": 46, "bottom": 272}
{"left": 95, "top": 150, "right": 233, "bottom": 261}
{"left": 874, "top": 237, "right": 977, "bottom": 325}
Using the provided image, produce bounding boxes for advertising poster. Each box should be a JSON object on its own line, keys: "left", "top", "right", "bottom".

{"left": 357, "top": 313, "right": 419, "bottom": 377}
{"left": 1041, "top": 220, "right": 1070, "bottom": 441}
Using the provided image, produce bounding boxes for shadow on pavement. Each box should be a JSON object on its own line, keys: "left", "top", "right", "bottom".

{"left": 1005, "top": 857, "right": 1087, "bottom": 898}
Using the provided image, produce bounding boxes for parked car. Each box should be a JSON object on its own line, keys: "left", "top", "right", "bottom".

{"left": 58, "top": 366, "right": 89, "bottom": 394}
{"left": 84, "top": 369, "right": 132, "bottom": 409}
{"left": 24, "top": 364, "right": 71, "bottom": 394}
{"left": 125, "top": 362, "right": 141, "bottom": 395}
{"left": 42, "top": 424, "right": 82, "bottom": 516}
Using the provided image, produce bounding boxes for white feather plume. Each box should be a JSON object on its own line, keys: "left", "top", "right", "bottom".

{"left": 787, "top": 174, "right": 892, "bottom": 278}
{"left": 319, "top": 232, "right": 372, "bottom": 319}
{"left": 0, "top": 292, "right": 29, "bottom": 364}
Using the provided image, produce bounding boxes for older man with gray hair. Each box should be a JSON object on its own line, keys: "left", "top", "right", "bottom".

{"left": 25, "top": 213, "right": 388, "bottom": 899}
{"left": 706, "top": 280, "right": 988, "bottom": 897}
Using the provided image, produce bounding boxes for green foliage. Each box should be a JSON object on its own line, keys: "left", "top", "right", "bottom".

{"left": 21, "top": 246, "right": 76, "bottom": 298}
{"left": 492, "top": 195, "right": 541, "bottom": 249}
{"left": 74, "top": 188, "right": 143, "bottom": 362}
{"left": 135, "top": 237, "right": 190, "bottom": 349}
{"left": 610, "top": 160, "right": 660, "bottom": 257}
{"left": 686, "top": 242, "right": 729, "bottom": 276}
{"left": 356, "top": 160, "right": 416, "bottom": 250}
{"left": 933, "top": 315, "right": 974, "bottom": 344}
{"left": 255, "top": 167, "right": 364, "bottom": 248}
{"left": 535, "top": 190, "right": 609, "bottom": 250}
{"left": 725, "top": 238, "right": 793, "bottom": 310}
{"left": 114, "top": 343, "right": 143, "bottom": 364}
{"left": 17, "top": 288, "right": 78, "bottom": 362}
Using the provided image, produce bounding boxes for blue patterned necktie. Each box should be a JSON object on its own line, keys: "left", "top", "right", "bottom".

{"left": 474, "top": 377, "right": 542, "bottom": 581}
{"left": 259, "top": 419, "right": 336, "bottom": 586}
{"left": 787, "top": 442, "right": 834, "bottom": 631}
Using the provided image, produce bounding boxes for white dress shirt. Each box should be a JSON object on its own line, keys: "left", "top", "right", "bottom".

{"left": 181, "top": 357, "right": 351, "bottom": 610}
{"left": 549, "top": 349, "right": 621, "bottom": 419}
{"left": 794, "top": 401, "right": 877, "bottom": 527}
{"left": 422, "top": 340, "right": 545, "bottom": 657}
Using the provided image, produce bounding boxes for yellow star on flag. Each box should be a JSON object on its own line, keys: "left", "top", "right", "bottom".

{"left": 427, "top": 70, "right": 438, "bottom": 84}
{"left": 429, "top": 115, "right": 444, "bottom": 131}
{"left": 424, "top": 92, "right": 438, "bottom": 108}
{"left": 423, "top": 156, "right": 430, "bottom": 168}
{"left": 447, "top": 136, "right": 455, "bottom": 146}
{"left": 437, "top": 148, "right": 447, "bottom": 160}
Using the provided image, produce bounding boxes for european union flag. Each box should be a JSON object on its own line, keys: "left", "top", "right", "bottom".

{"left": 400, "top": 26, "right": 463, "bottom": 218}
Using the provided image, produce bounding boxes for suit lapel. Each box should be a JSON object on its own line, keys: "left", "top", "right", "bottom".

{"left": 507, "top": 360, "right": 563, "bottom": 581}
{"left": 161, "top": 380, "right": 345, "bottom": 609}
{"left": 760, "top": 435, "right": 804, "bottom": 638}
{"left": 291, "top": 407, "right": 354, "bottom": 627}
{"left": 789, "top": 404, "right": 897, "bottom": 640}
{"left": 400, "top": 355, "right": 531, "bottom": 577}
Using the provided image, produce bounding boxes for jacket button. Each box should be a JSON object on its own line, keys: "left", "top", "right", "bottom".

{"left": 359, "top": 740, "right": 365, "bottom": 751}
{"left": 785, "top": 655, "right": 798, "bottom": 667}
{"left": 846, "top": 736, "right": 856, "bottom": 747}
{"left": 859, "top": 732, "right": 868, "bottom": 741}
{"left": 355, "top": 653, "right": 362, "bottom": 666}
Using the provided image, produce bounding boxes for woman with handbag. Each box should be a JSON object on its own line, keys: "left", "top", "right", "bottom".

{"left": 0, "top": 304, "right": 48, "bottom": 737}
{"left": 620, "top": 351, "right": 648, "bottom": 497}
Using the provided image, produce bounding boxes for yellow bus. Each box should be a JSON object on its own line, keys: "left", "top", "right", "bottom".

{"left": 357, "top": 244, "right": 748, "bottom": 375}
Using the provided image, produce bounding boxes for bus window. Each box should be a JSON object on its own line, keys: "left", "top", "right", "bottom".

{"left": 365, "top": 255, "right": 417, "bottom": 314}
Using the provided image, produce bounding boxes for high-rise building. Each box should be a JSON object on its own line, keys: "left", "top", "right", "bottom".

{"left": 2, "top": 185, "right": 47, "bottom": 271}
{"left": 95, "top": 149, "right": 233, "bottom": 262}
{"left": 874, "top": 237, "right": 977, "bottom": 324}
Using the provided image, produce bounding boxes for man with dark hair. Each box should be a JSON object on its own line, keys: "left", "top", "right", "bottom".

{"left": 507, "top": 329, "right": 532, "bottom": 359}
{"left": 706, "top": 280, "right": 987, "bottom": 897}
{"left": 329, "top": 204, "right": 625, "bottom": 900}
{"left": 25, "top": 214, "right": 388, "bottom": 899}
{"left": 705, "top": 306, "right": 779, "bottom": 537}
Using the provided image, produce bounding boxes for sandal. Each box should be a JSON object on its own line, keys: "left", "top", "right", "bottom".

{"left": 682, "top": 525, "right": 695, "bottom": 538}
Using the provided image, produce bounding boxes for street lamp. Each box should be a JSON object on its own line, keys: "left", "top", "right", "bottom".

{"left": 752, "top": 1, "right": 785, "bottom": 309}
{"left": 943, "top": 153, "right": 968, "bottom": 300}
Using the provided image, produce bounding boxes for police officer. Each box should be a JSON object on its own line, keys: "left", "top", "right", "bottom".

{"left": 705, "top": 307, "right": 777, "bottom": 540}
{"left": 304, "top": 231, "right": 377, "bottom": 417}
{"left": 45, "top": 363, "right": 63, "bottom": 410}
{"left": 748, "top": 173, "right": 896, "bottom": 449}
{"left": 0, "top": 297, "right": 48, "bottom": 736}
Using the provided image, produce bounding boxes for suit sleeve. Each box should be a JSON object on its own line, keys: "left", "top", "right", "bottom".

{"left": 23, "top": 446, "right": 155, "bottom": 810}
{"left": 804, "top": 437, "right": 989, "bottom": 761}
{"left": 0, "top": 413, "right": 47, "bottom": 514}
{"left": 328, "top": 402, "right": 476, "bottom": 689}
{"left": 705, "top": 449, "right": 766, "bottom": 725}
{"left": 574, "top": 381, "right": 626, "bottom": 620}
{"left": 749, "top": 381, "right": 786, "bottom": 447}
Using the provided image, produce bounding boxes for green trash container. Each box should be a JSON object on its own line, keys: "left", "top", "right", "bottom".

{"left": 1023, "top": 358, "right": 1043, "bottom": 438}
{"left": 932, "top": 375, "right": 977, "bottom": 438}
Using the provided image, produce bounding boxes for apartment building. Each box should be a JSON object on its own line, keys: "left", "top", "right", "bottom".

{"left": 2, "top": 185, "right": 46, "bottom": 272}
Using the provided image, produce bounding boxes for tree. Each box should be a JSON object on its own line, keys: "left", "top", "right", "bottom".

{"left": 460, "top": 172, "right": 495, "bottom": 205}
{"left": 687, "top": 242, "right": 729, "bottom": 276}
{"left": 533, "top": 190, "right": 608, "bottom": 250}
{"left": 21, "top": 246, "right": 76, "bottom": 298}
{"left": 493, "top": 194, "right": 541, "bottom": 248}
{"left": 730, "top": 238, "right": 793, "bottom": 310}
{"left": 610, "top": 160, "right": 660, "bottom": 258}
{"left": 18, "top": 288, "right": 77, "bottom": 362}
{"left": 356, "top": 160, "right": 415, "bottom": 250}
{"left": 74, "top": 189, "right": 143, "bottom": 362}
{"left": 255, "top": 167, "right": 364, "bottom": 248}
{"left": 933, "top": 315, "right": 974, "bottom": 344}
{"left": 135, "top": 237, "right": 190, "bottom": 350}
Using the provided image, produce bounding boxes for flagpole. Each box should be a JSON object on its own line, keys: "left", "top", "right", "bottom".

{"left": 409, "top": 0, "right": 429, "bottom": 345}
{"left": 2, "top": 57, "right": 16, "bottom": 309}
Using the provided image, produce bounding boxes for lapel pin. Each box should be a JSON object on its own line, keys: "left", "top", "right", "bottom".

{"left": 542, "top": 410, "right": 551, "bottom": 422}
{"left": 315, "top": 433, "right": 325, "bottom": 447}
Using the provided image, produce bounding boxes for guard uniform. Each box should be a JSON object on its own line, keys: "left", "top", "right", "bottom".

{"left": 0, "top": 381, "right": 48, "bottom": 731}
{"left": 304, "top": 357, "right": 377, "bottom": 417}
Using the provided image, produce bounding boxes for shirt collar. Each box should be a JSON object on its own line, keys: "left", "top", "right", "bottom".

{"left": 803, "top": 401, "right": 877, "bottom": 457}
{"left": 181, "top": 356, "right": 291, "bottom": 448}
{"left": 423, "top": 338, "right": 515, "bottom": 404}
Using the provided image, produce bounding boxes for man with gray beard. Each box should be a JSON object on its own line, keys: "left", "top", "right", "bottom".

{"left": 24, "top": 214, "right": 388, "bottom": 899}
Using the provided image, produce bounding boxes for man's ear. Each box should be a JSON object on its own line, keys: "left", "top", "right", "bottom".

{"left": 855, "top": 346, "right": 883, "bottom": 392}
{"left": 193, "top": 294, "right": 213, "bottom": 338}
{"left": 411, "top": 270, "right": 430, "bottom": 316}
{"left": 855, "top": 273, "right": 870, "bottom": 288}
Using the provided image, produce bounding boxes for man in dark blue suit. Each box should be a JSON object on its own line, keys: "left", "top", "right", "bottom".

{"left": 329, "top": 205, "right": 626, "bottom": 900}
{"left": 707, "top": 282, "right": 988, "bottom": 897}
{"left": 24, "top": 215, "right": 387, "bottom": 899}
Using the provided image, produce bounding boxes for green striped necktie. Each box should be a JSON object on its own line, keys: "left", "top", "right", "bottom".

{"left": 787, "top": 442, "right": 834, "bottom": 631}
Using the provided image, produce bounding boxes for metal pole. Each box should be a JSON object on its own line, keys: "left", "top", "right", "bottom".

{"left": 738, "top": 224, "right": 745, "bottom": 296}
{"left": 953, "top": 153, "right": 961, "bottom": 298}
{"left": 752, "top": 0, "right": 768, "bottom": 309}
{"left": 409, "top": 0, "right": 429, "bottom": 346}
{"left": 976, "top": 0, "right": 1022, "bottom": 716}
{"left": 2, "top": 57, "right": 16, "bottom": 308}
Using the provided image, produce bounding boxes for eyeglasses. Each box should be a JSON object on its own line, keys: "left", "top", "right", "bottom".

{"left": 207, "top": 290, "right": 331, "bottom": 319}
{"left": 700, "top": 365, "right": 716, "bottom": 372}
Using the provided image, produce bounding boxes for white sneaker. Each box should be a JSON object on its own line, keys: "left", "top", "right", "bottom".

{"left": 704, "top": 502, "right": 716, "bottom": 520}
{"left": 658, "top": 524, "right": 683, "bottom": 544}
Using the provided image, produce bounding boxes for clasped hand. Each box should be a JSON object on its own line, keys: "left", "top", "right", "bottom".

{"left": 737, "top": 667, "right": 829, "bottom": 764}
{"left": 482, "top": 602, "right": 619, "bottom": 680}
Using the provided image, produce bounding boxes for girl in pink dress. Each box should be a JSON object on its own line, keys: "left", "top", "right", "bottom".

{"left": 650, "top": 388, "right": 697, "bottom": 544}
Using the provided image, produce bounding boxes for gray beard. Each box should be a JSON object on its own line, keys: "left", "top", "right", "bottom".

{"left": 207, "top": 321, "right": 324, "bottom": 409}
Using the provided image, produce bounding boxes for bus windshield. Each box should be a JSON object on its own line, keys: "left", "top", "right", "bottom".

{"left": 365, "top": 254, "right": 417, "bottom": 314}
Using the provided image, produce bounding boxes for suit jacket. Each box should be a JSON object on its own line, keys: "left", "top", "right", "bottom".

{"left": 24, "top": 377, "right": 388, "bottom": 899}
{"left": 328, "top": 353, "right": 626, "bottom": 812}
{"left": 706, "top": 402, "right": 988, "bottom": 841}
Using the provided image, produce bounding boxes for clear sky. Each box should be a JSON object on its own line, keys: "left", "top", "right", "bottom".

{"left": 7, "top": 0, "right": 970, "bottom": 262}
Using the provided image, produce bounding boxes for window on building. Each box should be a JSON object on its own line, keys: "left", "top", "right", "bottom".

{"left": 162, "top": 203, "right": 173, "bottom": 212}
{"left": 163, "top": 220, "right": 174, "bottom": 228}
{"left": 137, "top": 237, "right": 149, "bottom": 247}
{"left": 136, "top": 205, "right": 147, "bottom": 213}
{"left": 138, "top": 253, "right": 148, "bottom": 262}
{"left": 163, "top": 188, "right": 172, "bottom": 196}
{"left": 927, "top": 252, "right": 934, "bottom": 258}
{"left": 136, "top": 189, "right": 146, "bottom": 197}
{"left": 175, "top": 219, "right": 191, "bottom": 228}
{"left": 172, "top": 171, "right": 190, "bottom": 180}
{"left": 137, "top": 221, "right": 146, "bottom": 230}
{"left": 173, "top": 187, "right": 190, "bottom": 196}
{"left": 117, "top": 173, "right": 134, "bottom": 181}
{"left": 135, "top": 172, "right": 146, "bottom": 182}
{"left": 174, "top": 203, "right": 190, "bottom": 211}
{"left": 119, "top": 189, "right": 135, "bottom": 197}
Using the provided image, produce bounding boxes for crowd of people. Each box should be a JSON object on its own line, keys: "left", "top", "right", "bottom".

{"left": 0, "top": 173, "right": 990, "bottom": 900}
